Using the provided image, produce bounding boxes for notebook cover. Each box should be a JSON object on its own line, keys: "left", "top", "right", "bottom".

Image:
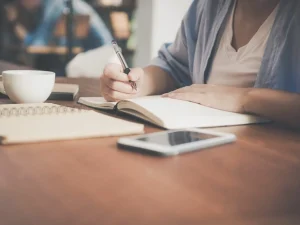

{"left": 0, "top": 82, "right": 79, "bottom": 101}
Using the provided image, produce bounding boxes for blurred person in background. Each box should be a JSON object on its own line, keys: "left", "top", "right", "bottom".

{"left": 4, "top": 0, "right": 112, "bottom": 51}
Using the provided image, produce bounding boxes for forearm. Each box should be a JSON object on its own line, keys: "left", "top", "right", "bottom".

{"left": 244, "top": 88, "right": 300, "bottom": 129}
{"left": 139, "top": 66, "right": 177, "bottom": 96}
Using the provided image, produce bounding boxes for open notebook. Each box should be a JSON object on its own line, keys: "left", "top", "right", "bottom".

{"left": 0, "top": 82, "right": 79, "bottom": 100}
{"left": 78, "top": 96, "right": 269, "bottom": 129}
{"left": 0, "top": 103, "right": 144, "bottom": 145}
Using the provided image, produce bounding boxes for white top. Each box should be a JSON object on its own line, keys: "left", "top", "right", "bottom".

{"left": 207, "top": 2, "right": 278, "bottom": 87}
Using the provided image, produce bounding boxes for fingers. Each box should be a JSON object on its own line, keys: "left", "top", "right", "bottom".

{"left": 103, "top": 63, "right": 129, "bottom": 82}
{"left": 101, "top": 64, "right": 144, "bottom": 101}
{"left": 103, "top": 64, "right": 143, "bottom": 83}
{"left": 102, "top": 85, "right": 136, "bottom": 102}
{"left": 100, "top": 76, "right": 137, "bottom": 101}
{"left": 128, "top": 68, "right": 143, "bottom": 82}
{"left": 104, "top": 78, "right": 137, "bottom": 94}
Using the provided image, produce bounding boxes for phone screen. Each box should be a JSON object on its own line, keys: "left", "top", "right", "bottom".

{"left": 136, "top": 131, "right": 219, "bottom": 146}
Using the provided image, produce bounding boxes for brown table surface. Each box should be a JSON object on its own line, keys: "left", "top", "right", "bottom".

{"left": 1, "top": 62, "right": 300, "bottom": 225}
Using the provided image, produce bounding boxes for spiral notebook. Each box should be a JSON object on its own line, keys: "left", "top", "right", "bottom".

{"left": 0, "top": 103, "right": 144, "bottom": 145}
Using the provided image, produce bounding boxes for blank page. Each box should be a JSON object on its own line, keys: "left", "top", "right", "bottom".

{"left": 126, "top": 96, "right": 268, "bottom": 129}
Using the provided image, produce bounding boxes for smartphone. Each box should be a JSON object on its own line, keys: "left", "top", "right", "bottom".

{"left": 117, "top": 128, "right": 236, "bottom": 156}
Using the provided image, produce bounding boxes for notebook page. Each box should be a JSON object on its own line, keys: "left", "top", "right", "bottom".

{"left": 0, "top": 103, "right": 143, "bottom": 144}
{"left": 126, "top": 96, "right": 267, "bottom": 129}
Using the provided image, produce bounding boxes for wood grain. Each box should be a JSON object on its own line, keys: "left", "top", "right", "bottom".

{"left": 0, "top": 62, "right": 300, "bottom": 225}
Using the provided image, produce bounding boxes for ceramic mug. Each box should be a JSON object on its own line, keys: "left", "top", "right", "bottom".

{"left": 1, "top": 70, "right": 55, "bottom": 103}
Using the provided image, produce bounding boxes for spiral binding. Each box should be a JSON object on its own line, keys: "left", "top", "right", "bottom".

{"left": 0, "top": 105, "right": 84, "bottom": 117}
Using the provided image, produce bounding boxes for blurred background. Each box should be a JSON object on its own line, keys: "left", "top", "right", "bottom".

{"left": 0, "top": 0, "right": 192, "bottom": 77}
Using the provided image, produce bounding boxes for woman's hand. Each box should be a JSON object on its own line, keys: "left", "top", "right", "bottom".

{"left": 163, "top": 84, "right": 251, "bottom": 113}
{"left": 100, "top": 63, "right": 144, "bottom": 101}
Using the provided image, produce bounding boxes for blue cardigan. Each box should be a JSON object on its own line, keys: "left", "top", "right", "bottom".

{"left": 151, "top": 0, "right": 300, "bottom": 93}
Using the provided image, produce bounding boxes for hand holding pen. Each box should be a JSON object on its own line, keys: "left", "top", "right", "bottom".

{"left": 100, "top": 40, "right": 144, "bottom": 102}
{"left": 111, "top": 40, "right": 137, "bottom": 91}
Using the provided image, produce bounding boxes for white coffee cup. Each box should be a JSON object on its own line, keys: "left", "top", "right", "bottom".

{"left": 1, "top": 70, "right": 55, "bottom": 104}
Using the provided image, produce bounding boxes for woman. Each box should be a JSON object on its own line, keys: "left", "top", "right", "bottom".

{"left": 100, "top": 0, "right": 300, "bottom": 129}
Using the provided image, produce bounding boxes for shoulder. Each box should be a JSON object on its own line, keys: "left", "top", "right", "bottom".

{"left": 184, "top": 0, "right": 232, "bottom": 26}
{"left": 183, "top": 0, "right": 232, "bottom": 38}
{"left": 186, "top": 0, "right": 230, "bottom": 16}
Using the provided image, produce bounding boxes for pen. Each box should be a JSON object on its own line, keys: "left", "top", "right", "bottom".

{"left": 111, "top": 40, "right": 137, "bottom": 90}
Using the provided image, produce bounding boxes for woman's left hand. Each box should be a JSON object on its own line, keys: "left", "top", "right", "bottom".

{"left": 162, "top": 84, "right": 251, "bottom": 113}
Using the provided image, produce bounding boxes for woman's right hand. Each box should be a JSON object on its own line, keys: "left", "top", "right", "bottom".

{"left": 100, "top": 63, "right": 144, "bottom": 102}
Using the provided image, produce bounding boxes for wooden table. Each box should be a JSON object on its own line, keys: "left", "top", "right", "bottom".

{"left": 1, "top": 77, "right": 300, "bottom": 224}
